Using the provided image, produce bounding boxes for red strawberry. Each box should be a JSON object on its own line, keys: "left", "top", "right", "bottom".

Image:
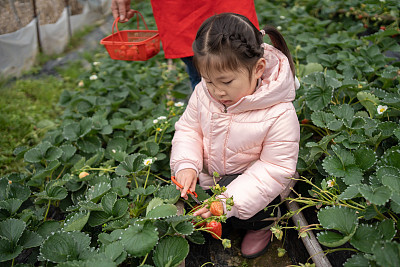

{"left": 301, "top": 119, "right": 310, "bottom": 124}
{"left": 380, "top": 26, "right": 386, "bottom": 31}
{"left": 209, "top": 201, "right": 224, "bottom": 216}
{"left": 206, "top": 220, "right": 222, "bottom": 239}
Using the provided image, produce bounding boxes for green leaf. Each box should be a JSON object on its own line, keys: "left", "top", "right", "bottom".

{"left": 88, "top": 211, "right": 113, "bottom": 227}
{"left": 305, "top": 84, "right": 334, "bottom": 111}
{"left": 19, "top": 230, "right": 43, "bottom": 248}
{"left": 39, "top": 231, "right": 92, "bottom": 263}
{"left": 357, "top": 91, "right": 379, "bottom": 118}
{"left": 112, "top": 199, "right": 128, "bottom": 218}
{"left": 145, "top": 142, "right": 159, "bottom": 156}
{"left": 101, "top": 192, "right": 117, "bottom": 215}
{"left": 372, "top": 241, "right": 400, "bottom": 267}
{"left": 63, "top": 211, "right": 90, "bottom": 232}
{"left": 0, "top": 238, "right": 23, "bottom": 262}
{"left": 330, "top": 104, "right": 354, "bottom": 120}
{"left": 77, "top": 136, "right": 102, "bottom": 154}
{"left": 0, "top": 218, "right": 26, "bottom": 244}
{"left": 0, "top": 198, "right": 23, "bottom": 215}
{"left": 376, "top": 219, "right": 396, "bottom": 241}
{"left": 317, "top": 206, "right": 358, "bottom": 235}
{"left": 63, "top": 118, "right": 93, "bottom": 141}
{"left": 317, "top": 230, "right": 353, "bottom": 248}
{"left": 359, "top": 185, "right": 392, "bottom": 205}
{"left": 376, "top": 166, "right": 400, "bottom": 181}
{"left": 350, "top": 224, "right": 383, "bottom": 253}
{"left": 298, "top": 62, "right": 323, "bottom": 77}
{"left": 103, "top": 241, "right": 127, "bottom": 264}
{"left": 353, "top": 147, "right": 376, "bottom": 171}
{"left": 115, "top": 153, "right": 147, "bottom": 176}
{"left": 173, "top": 221, "right": 194, "bottom": 236}
{"left": 382, "top": 174, "right": 400, "bottom": 193}
{"left": 344, "top": 117, "right": 366, "bottom": 130}
{"left": 147, "top": 204, "right": 178, "bottom": 219}
{"left": 344, "top": 253, "right": 371, "bottom": 267}
{"left": 327, "top": 119, "right": 343, "bottom": 131}
{"left": 86, "top": 182, "right": 111, "bottom": 203}
{"left": 36, "top": 221, "right": 61, "bottom": 239}
{"left": 146, "top": 197, "right": 164, "bottom": 215}
{"left": 380, "top": 148, "right": 400, "bottom": 169}
{"left": 111, "top": 176, "right": 129, "bottom": 197}
{"left": 120, "top": 222, "right": 159, "bottom": 257}
{"left": 338, "top": 185, "right": 361, "bottom": 200}
{"left": 155, "top": 184, "right": 180, "bottom": 204}
{"left": 60, "top": 144, "right": 77, "bottom": 163}
{"left": 394, "top": 127, "right": 400, "bottom": 141}
{"left": 310, "top": 111, "right": 335, "bottom": 128}
{"left": 186, "top": 231, "right": 205, "bottom": 245}
{"left": 46, "top": 186, "right": 68, "bottom": 200}
{"left": 153, "top": 236, "right": 189, "bottom": 267}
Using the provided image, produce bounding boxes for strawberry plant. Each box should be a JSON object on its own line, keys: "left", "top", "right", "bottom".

{"left": 259, "top": 0, "right": 400, "bottom": 265}
{"left": 0, "top": 0, "right": 399, "bottom": 266}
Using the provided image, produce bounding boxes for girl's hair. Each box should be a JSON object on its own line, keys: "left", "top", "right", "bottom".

{"left": 192, "top": 13, "right": 295, "bottom": 78}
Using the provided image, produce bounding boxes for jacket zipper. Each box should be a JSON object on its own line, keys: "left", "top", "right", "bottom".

{"left": 223, "top": 105, "right": 227, "bottom": 113}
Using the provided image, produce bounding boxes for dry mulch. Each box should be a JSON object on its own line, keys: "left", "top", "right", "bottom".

{"left": 0, "top": 0, "right": 83, "bottom": 35}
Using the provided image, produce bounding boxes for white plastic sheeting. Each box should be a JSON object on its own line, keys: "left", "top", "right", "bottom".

{"left": 0, "top": 0, "right": 112, "bottom": 78}
{"left": 0, "top": 19, "right": 38, "bottom": 77}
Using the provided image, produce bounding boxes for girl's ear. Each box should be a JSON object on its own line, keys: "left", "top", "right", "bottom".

{"left": 254, "top": 58, "right": 266, "bottom": 79}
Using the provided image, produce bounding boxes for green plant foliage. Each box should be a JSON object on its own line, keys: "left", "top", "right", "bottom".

{"left": 0, "top": 0, "right": 399, "bottom": 266}
{"left": 152, "top": 236, "right": 189, "bottom": 267}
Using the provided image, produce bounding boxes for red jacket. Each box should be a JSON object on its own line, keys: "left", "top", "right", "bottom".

{"left": 150, "top": 0, "right": 259, "bottom": 58}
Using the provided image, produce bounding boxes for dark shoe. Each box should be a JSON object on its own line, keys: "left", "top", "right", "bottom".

{"left": 241, "top": 229, "right": 272, "bottom": 259}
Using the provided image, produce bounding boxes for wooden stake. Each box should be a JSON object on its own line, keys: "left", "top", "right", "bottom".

{"left": 31, "top": 0, "right": 42, "bottom": 52}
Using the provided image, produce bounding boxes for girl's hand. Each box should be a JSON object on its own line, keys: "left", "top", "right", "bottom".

{"left": 193, "top": 205, "right": 212, "bottom": 219}
{"left": 175, "top": 168, "right": 197, "bottom": 200}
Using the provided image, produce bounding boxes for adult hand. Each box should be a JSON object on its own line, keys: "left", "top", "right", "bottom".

{"left": 111, "top": 0, "right": 135, "bottom": 23}
{"left": 175, "top": 168, "right": 197, "bottom": 200}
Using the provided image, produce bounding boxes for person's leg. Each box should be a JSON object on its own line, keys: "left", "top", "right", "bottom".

{"left": 181, "top": 56, "right": 201, "bottom": 90}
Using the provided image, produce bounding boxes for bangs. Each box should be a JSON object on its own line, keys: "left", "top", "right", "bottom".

{"left": 195, "top": 52, "right": 247, "bottom": 79}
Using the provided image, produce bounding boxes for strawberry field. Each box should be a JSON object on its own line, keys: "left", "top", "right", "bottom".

{"left": 0, "top": 0, "right": 399, "bottom": 266}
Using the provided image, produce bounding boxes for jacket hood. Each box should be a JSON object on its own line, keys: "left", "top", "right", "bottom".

{"left": 200, "top": 43, "right": 297, "bottom": 114}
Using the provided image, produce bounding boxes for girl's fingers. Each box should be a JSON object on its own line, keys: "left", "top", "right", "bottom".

{"left": 193, "top": 206, "right": 210, "bottom": 217}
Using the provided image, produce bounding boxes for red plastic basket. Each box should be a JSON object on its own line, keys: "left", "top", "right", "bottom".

{"left": 100, "top": 11, "right": 160, "bottom": 61}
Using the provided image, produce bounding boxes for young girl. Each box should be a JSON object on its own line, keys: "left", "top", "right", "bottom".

{"left": 170, "top": 13, "right": 300, "bottom": 258}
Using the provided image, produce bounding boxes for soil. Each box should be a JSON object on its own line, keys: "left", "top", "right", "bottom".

{"left": 0, "top": 0, "right": 83, "bottom": 35}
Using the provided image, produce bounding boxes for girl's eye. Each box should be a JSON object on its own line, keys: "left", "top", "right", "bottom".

{"left": 223, "top": 80, "right": 233, "bottom": 85}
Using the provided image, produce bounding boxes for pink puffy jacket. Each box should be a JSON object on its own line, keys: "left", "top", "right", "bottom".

{"left": 170, "top": 44, "right": 300, "bottom": 220}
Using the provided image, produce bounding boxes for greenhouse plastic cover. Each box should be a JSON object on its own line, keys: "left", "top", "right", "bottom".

{"left": 0, "top": 0, "right": 111, "bottom": 78}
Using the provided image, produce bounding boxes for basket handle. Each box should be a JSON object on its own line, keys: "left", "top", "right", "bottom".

{"left": 112, "top": 10, "right": 150, "bottom": 41}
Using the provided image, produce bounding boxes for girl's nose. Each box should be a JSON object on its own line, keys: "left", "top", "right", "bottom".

{"left": 214, "top": 88, "right": 226, "bottom": 97}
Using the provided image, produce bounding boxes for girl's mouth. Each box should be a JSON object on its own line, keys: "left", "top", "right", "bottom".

{"left": 220, "top": 100, "right": 231, "bottom": 105}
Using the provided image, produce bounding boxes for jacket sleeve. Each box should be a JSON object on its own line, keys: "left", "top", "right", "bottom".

{"left": 220, "top": 106, "right": 300, "bottom": 220}
{"left": 170, "top": 91, "right": 204, "bottom": 175}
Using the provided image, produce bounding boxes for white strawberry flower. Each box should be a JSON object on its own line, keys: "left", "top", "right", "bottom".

{"left": 377, "top": 105, "right": 388, "bottom": 114}
{"left": 89, "top": 74, "right": 98, "bottom": 80}
{"left": 280, "top": 15, "right": 285, "bottom": 19}
{"left": 277, "top": 26, "right": 282, "bottom": 31}
{"left": 327, "top": 179, "right": 335, "bottom": 188}
{"left": 93, "top": 62, "right": 101, "bottom": 66}
{"left": 143, "top": 158, "right": 153, "bottom": 166}
{"left": 174, "top": 102, "right": 184, "bottom": 107}
{"left": 157, "top": 116, "right": 167, "bottom": 120}
{"left": 78, "top": 80, "right": 84, "bottom": 87}
{"left": 153, "top": 119, "right": 159, "bottom": 124}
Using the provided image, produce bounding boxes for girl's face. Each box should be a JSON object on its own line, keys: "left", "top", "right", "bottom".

{"left": 202, "top": 58, "right": 266, "bottom": 107}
